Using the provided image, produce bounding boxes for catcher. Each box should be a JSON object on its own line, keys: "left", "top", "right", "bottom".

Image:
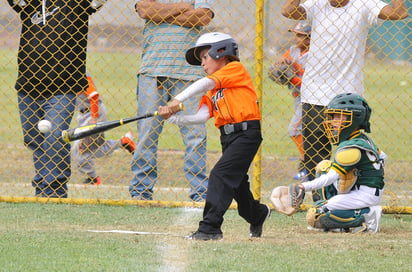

{"left": 268, "top": 21, "right": 311, "bottom": 181}
{"left": 271, "top": 93, "right": 386, "bottom": 233}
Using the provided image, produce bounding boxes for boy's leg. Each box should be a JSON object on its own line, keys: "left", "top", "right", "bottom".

{"left": 198, "top": 127, "right": 262, "bottom": 234}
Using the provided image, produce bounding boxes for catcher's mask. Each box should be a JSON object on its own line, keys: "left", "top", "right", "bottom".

{"left": 323, "top": 93, "right": 372, "bottom": 144}
{"left": 185, "top": 32, "right": 239, "bottom": 66}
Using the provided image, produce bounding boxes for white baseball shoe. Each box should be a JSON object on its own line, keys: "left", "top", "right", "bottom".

{"left": 363, "top": 205, "right": 382, "bottom": 233}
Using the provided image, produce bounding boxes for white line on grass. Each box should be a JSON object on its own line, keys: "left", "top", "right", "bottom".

{"left": 157, "top": 207, "right": 202, "bottom": 272}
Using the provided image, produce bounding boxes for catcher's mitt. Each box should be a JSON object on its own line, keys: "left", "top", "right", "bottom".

{"left": 289, "top": 183, "right": 305, "bottom": 209}
{"left": 267, "top": 63, "right": 296, "bottom": 85}
{"left": 270, "top": 185, "right": 299, "bottom": 216}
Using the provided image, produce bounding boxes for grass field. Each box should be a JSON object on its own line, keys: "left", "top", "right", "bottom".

{"left": 1, "top": 202, "right": 411, "bottom": 272}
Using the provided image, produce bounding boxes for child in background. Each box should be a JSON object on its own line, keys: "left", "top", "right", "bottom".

{"left": 268, "top": 21, "right": 311, "bottom": 181}
{"left": 158, "top": 32, "right": 270, "bottom": 240}
{"left": 72, "top": 74, "right": 136, "bottom": 185}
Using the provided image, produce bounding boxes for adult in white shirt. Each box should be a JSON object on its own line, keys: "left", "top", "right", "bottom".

{"left": 281, "top": 0, "right": 408, "bottom": 193}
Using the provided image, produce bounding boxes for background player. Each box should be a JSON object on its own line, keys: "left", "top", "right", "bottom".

{"left": 281, "top": 0, "right": 408, "bottom": 189}
{"left": 72, "top": 74, "right": 136, "bottom": 185}
{"left": 268, "top": 21, "right": 311, "bottom": 181}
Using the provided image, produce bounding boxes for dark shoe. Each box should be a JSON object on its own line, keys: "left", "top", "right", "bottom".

{"left": 186, "top": 230, "right": 223, "bottom": 241}
{"left": 250, "top": 205, "right": 271, "bottom": 237}
{"left": 83, "top": 176, "right": 102, "bottom": 185}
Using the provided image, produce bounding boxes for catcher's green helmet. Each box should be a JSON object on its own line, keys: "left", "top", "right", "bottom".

{"left": 323, "top": 93, "right": 372, "bottom": 144}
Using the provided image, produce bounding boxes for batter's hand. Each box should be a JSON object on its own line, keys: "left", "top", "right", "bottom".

{"left": 158, "top": 106, "right": 172, "bottom": 119}
{"left": 168, "top": 99, "right": 183, "bottom": 114}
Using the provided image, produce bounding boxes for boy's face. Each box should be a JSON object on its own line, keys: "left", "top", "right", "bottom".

{"left": 294, "top": 33, "right": 310, "bottom": 51}
{"left": 331, "top": 112, "right": 348, "bottom": 130}
{"left": 199, "top": 48, "right": 228, "bottom": 75}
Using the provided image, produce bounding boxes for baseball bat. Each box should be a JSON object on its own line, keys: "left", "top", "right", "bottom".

{"left": 61, "top": 103, "right": 183, "bottom": 142}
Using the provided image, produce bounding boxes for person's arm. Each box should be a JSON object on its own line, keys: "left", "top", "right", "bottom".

{"left": 281, "top": 0, "right": 306, "bottom": 20}
{"left": 300, "top": 169, "right": 340, "bottom": 192}
{"left": 378, "top": 0, "right": 408, "bottom": 20}
{"left": 166, "top": 8, "right": 213, "bottom": 27}
{"left": 135, "top": 0, "right": 191, "bottom": 23}
{"left": 166, "top": 77, "right": 216, "bottom": 114}
{"left": 7, "top": 0, "right": 26, "bottom": 12}
{"left": 166, "top": 104, "right": 210, "bottom": 125}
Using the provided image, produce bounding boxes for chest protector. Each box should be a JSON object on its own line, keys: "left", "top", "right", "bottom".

{"left": 335, "top": 135, "right": 383, "bottom": 194}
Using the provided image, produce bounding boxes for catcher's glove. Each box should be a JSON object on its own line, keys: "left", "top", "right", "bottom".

{"left": 270, "top": 186, "right": 297, "bottom": 216}
{"left": 268, "top": 63, "right": 296, "bottom": 85}
{"left": 289, "top": 183, "right": 305, "bottom": 209}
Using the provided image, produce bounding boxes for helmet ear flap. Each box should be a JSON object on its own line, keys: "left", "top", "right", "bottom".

{"left": 360, "top": 100, "right": 372, "bottom": 133}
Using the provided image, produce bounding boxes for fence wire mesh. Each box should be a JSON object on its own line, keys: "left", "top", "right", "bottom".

{"left": 0, "top": 0, "right": 411, "bottom": 209}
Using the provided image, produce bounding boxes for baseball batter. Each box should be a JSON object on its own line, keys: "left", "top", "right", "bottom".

{"left": 159, "top": 32, "right": 270, "bottom": 240}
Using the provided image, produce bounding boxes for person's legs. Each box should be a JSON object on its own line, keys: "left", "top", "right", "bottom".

{"left": 166, "top": 78, "right": 208, "bottom": 201}
{"left": 302, "top": 103, "right": 331, "bottom": 182}
{"left": 130, "top": 75, "right": 166, "bottom": 200}
{"left": 198, "top": 127, "right": 262, "bottom": 235}
{"left": 18, "top": 92, "right": 76, "bottom": 197}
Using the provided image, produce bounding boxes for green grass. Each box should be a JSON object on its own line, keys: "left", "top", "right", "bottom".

{"left": 0, "top": 203, "right": 411, "bottom": 272}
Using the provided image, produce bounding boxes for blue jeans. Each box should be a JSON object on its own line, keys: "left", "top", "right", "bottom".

{"left": 130, "top": 75, "right": 208, "bottom": 201}
{"left": 18, "top": 92, "right": 76, "bottom": 198}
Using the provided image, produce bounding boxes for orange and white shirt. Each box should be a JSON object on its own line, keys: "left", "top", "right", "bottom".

{"left": 200, "top": 61, "right": 260, "bottom": 128}
{"left": 76, "top": 74, "right": 100, "bottom": 119}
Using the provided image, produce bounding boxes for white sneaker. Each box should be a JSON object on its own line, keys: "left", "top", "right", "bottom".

{"left": 363, "top": 205, "right": 382, "bottom": 233}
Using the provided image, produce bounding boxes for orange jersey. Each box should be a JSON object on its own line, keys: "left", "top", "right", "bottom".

{"left": 282, "top": 48, "right": 307, "bottom": 90}
{"left": 200, "top": 61, "right": 260, "bottom": 128}
{"left": 77, "top": 74, "right": 100, "bottom": 118}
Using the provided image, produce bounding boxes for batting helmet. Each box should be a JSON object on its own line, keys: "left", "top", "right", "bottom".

{"left": 323, "top": 93, "right": 372, "bottom": 144}
{"left": 185, "top": 32, "right": 239, "bottom": 66}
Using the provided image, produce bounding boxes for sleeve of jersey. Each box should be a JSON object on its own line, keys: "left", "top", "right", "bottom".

{"left": 89, "top": 94, "right": 99, "bottom": 119}
{"left": 301, "top": 169, "right": 340, "bottom": 192}
{"left": 167, "top": 104, "right": 210, "bottom": 125}
{"left": 207, "top": 61, "right": 246, "bottom": 89}
{"left": 174, "top": 77, "right": 216, "bottom": 102}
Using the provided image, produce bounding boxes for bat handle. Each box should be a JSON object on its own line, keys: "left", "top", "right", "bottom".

{"left": 153, "top": 103, "right": 184, "bottom": 116}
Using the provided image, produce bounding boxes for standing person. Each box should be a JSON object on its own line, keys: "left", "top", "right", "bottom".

{"left": 72, "top": 74, "right": 136, "bottom": 185}
{"left": 275, "top": 93, "right": 386, "bottom": 233}
{"left": 268, "top": 21, "right": 311, "bottom": 181}
{"left": 159, "top": 32, "right": 271, "bottom": 241}
{"left": 281, "top": 0, "right": 408, "bottom": 189}
{"left": 7, "top": 0, "right": 107, "bottom": 198}
{"left": 130, "top": 0, "right": 215, "bottom": 202}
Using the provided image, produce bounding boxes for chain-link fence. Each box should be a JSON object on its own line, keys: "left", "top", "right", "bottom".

{"left": 0, "top": 0, "right": 411, "bottom": 210}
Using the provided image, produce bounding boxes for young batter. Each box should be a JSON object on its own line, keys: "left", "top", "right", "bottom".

{"left": 159, "top": 32, "right": 270, "bottom": 240}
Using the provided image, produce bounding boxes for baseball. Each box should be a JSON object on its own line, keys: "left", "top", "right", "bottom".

{"left": 38, "top": 120, "right": 52, "bottom": 133}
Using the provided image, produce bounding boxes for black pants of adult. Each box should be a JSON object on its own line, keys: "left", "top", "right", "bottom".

{"left": 302, "top": 103, "right": 332, "bottom": 181}
{"left": 198, "top": 121, "right": 268, "bottom": 234}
